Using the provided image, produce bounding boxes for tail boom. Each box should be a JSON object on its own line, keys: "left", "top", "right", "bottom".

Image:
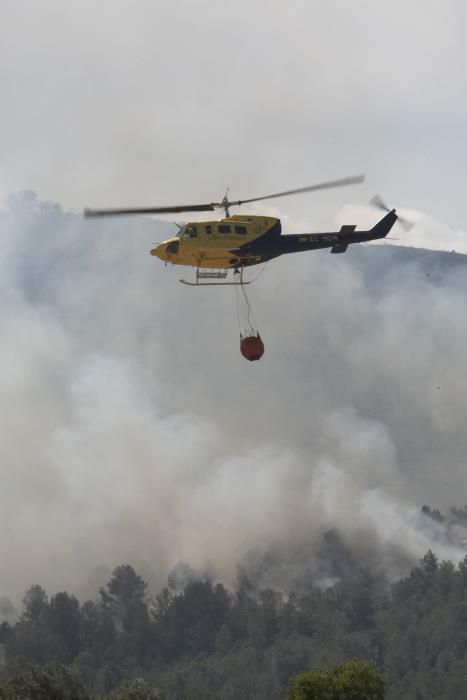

{"left": 267, "top": 209, "right": 399, "bottom": 259}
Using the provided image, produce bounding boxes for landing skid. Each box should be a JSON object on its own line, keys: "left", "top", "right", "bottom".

{"left": 180, "top": 267, "right": 251, "bottom": 286}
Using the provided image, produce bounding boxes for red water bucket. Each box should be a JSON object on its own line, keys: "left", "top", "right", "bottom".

{"left": 240, "top": 334, "right": 265, "bottom": 361}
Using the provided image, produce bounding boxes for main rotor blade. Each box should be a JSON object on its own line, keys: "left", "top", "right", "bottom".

{"left": 84, "top": 174, "right": 365, "bottom": 218}
{"left": 84, "top": 203, "right": 216, "bottom": 217}
{"left": 229, "top": 174, "right": 365, "bottom": 207}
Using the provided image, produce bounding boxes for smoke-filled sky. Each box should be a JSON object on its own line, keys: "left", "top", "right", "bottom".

{"left": 1, "top": 194, "right": 467, "bottom": 604}
{"left": 2, "top": 1, "right": 467, "bottom": 603}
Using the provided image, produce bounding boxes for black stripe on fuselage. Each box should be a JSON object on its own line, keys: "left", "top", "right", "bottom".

{"left": 231, "top": 219, "right": 282, "bottom": 266}
{"left": 233, "top": 210, "right": 398, "bottom": 266}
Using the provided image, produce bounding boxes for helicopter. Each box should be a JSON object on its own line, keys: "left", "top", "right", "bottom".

{"left": 84, "top": 175, "right": 400, "bottom": 286}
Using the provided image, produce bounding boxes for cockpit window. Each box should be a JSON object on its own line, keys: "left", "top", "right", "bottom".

{"left": 180, "top": 225, "right": 197, "bottom": 239}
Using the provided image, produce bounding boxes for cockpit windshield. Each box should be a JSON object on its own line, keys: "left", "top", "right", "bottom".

{"left": 178, "top": 224, "right": 197, "bottom": 239}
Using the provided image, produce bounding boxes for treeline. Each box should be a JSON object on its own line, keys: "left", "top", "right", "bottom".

{"left": 2, "top": 551, "right": 467, "bottom": 698}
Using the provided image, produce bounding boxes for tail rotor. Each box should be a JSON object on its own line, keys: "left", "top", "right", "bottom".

{"left": 370, "top": 195, "right": 413, "bottom": 231}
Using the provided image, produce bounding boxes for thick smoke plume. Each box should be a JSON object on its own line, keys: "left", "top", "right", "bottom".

{"left": 1, "top": 192, "right": 467, "bottom": 605}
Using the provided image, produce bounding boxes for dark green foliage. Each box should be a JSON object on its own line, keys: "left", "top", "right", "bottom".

{"left": 99, "top": 566, "right": 153, "bottom": 667}
{"left": 21, "top": 586, "right": 48, "bottom": 627}
{"left": 285, "top": 659, "right": 386, "bottom": 700}
{"left": 80, "top": 600, "right": 116, "bottom": 657}
{"left": 0, "top": 663, "right": 89, "bottom": 699}
{"left": 105, "top": 678, "right": 165, "bottom": 699}
{"left": 6, "top": 587, "right": 82, "bottom": 667}
{"left": 0, "top": 623, "right": 13, "bottom": 645}
{"left": 100, "top": 565, "right": 148, "bottom": 632}
{"left": 47, "top": 593, "right": 81, "bottom": 661}
{"left": 5, "top": 551, "right": 467, "bottom": 698}
{"left": 421, "top": 505, "right": 444, "bottom": 523}
{"left": 152, "top": 580, "right": 230, "bottom": 660}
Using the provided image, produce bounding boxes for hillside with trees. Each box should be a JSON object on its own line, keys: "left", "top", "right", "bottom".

{"left": 2, "top": 543, "right": 467, "bottom": 698}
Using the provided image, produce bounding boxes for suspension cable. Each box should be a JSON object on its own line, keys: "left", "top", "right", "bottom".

{"left": 234, "top": 268, "right": 259, "bottom": 338}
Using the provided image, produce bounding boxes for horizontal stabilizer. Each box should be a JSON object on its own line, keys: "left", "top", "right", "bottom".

{"left": 331, "top": 243, "right": 348, "bottom": 254}
{"left": 339, "top": 224, "right": 356, "bottom": 235}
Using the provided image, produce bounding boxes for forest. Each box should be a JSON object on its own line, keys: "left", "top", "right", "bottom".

{"left": 1, "top": 526, "right": 467, "bottom": 699}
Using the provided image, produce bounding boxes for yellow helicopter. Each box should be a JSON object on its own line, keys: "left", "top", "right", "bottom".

{"left": 84, "top": 175, "right": 399, "bottom": 285}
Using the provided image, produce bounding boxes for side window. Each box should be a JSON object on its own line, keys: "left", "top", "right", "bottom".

{"left": 234, "top": 225, "right": 247, "bottom": 235}
{"left": 206, "top": 224, "right": 212, "bottom": 235}
{"left": 218, "top": 224, "right": 231, "bottom": 234}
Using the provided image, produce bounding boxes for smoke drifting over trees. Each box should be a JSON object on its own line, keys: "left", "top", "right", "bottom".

{"left": 1, "top": 192, "right": 467, "bottom": 601}
{"left": 2, "top": 551, "right": 467, "bottom": 698}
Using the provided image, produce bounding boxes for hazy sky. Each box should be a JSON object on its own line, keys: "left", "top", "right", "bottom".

{"left": 2, "top": 1, "right": 467, "bottom": 604}
{"left": 2, "top": 0, "right": 467, "bottom": 231}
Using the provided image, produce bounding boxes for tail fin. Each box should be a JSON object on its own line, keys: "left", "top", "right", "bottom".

{"left": 370, "top": 209, "right": 398, "bottom": 239}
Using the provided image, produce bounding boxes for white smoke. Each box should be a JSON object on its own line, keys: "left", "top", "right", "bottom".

{"left": 337, "top": 203, "right": 467, "bottom": 254}
{"left": 1, "top": 192, "right": 467, "bottom": 605}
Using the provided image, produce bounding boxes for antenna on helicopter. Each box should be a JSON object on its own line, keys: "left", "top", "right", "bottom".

{"left": 222, "top": 188, "right": 231, "bottom": 217}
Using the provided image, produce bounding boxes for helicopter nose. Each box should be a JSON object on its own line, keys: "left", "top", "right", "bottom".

{"left": 150, "top": 243, "right": 165, "bottom": 259}
{"left": 150, "top": 240, "right": 179, "bottom": 259}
